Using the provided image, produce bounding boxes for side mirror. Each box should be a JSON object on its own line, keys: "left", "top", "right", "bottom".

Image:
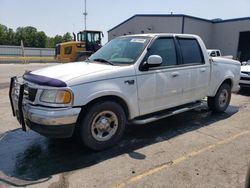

{"left": 147, "top": 55, "right": 162, "bottom": 66}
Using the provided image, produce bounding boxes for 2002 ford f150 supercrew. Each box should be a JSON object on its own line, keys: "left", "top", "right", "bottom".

{"left": 9, "top": 34, "right": 241, "bottom": 150}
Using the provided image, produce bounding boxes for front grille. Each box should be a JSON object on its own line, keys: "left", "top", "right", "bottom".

{"left": 240, "top": 77, "right": 250, "bottom": 81}
{"left": 24, "top": 85, "right": 37, "bottom": 102}
{"left": 239, "top": 83, "right": 250, "bottom": 87}
{"left": 241, "top": 71, "right": 250, "bottom": 75}
{"left": 28, "top": 87, "right": 37, "bottom": 102}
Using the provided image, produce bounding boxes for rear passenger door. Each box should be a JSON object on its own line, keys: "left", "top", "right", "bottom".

{"left": 177, "top": 38, "right": 210, "bottom": 101}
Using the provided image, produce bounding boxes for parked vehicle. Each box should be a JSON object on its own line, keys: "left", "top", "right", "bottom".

{"left": 207, "top": 49, "right": 222, "bottom": 57}
{"left": 207, "top": 49, "right": 233, "bottom": 59}
{"left": 56, "top": 30, "right": 103, "bottom": 63}
{"left": 241, "top": 59, "right": 250, "bottom": 66}
{"left": 240, "top": 60, "right": 250, "bottom": 88}
{"left": 9, "top": 34, "right": 241, "bottom": 150}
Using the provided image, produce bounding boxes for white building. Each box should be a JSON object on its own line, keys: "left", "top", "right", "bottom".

{"left": 108, "top": 14, "right": 250, "bottom": 61}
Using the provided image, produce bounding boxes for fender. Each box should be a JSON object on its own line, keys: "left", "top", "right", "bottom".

{"left": 80, "top": 90, "right": 139, "bottom": 119}
{"left": 84, "top": 90, "right": 128, "bottom": 105}
{"left": 210, "top": 73, "right": 234, "bottom": 97}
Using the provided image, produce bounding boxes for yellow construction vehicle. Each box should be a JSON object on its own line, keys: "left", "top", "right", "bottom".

{"left": 55, "top": 30, "right": 103, "bottom": 63}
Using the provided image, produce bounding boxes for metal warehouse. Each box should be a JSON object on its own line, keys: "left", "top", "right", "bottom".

{"left": 108, "top": 14, "right": 250, "bottom": 61}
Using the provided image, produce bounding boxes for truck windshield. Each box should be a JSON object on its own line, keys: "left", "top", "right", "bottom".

{"left": 88, "top": 36, "right": 150, "bottom": 65}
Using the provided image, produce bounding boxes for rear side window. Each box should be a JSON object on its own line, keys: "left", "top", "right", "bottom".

{"left": 178, "top": 38, "right": 204, "bottom": 64}
{"left": 216, "top": 51, "right": 221, "bottom": 56}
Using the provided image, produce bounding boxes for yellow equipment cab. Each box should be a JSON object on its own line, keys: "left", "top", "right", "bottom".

{"left": 56, "top": 30, "right": 103, "bottom": 63}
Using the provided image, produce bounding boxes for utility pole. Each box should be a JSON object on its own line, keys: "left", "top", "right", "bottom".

{"left": 83, "top": 0, "right": 87, "bottom": 30}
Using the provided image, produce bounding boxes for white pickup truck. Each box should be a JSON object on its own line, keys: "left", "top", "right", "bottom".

{"left": 9, "top": 34, "right": 240, "bottom": 150}
{"left": 207, "top": 49, "right": 233, "bottom": 59}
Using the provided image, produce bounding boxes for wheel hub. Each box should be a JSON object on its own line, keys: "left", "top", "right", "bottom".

{"left": 91, "top": 111, "right": 118, "bottom": 142}
{"left": 219, "top": 89, "right": 228, "bottom": 107}
{"left": 96, "top": 117, "right": 110, "bottom": 131}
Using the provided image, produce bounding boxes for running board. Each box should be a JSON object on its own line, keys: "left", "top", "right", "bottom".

{"left": 131, "top": 101, "right": 202, "bottom": 125}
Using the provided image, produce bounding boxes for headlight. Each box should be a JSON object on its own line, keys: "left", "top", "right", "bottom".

{"left": 40, "top": 89, "right": 72, "bottom": 104}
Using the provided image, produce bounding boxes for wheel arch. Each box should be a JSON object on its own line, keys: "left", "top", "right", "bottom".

{"left": 209, "top": 77, "right": 234, "bottom": 97}
{"left": 76, "top": 95, "right": 130, "bottom": 125}
{"left": 207, "top": 78, "right": 232, "bottom": 113}
{"left": 222, "top": 78, "right": 233, "bottom": 88}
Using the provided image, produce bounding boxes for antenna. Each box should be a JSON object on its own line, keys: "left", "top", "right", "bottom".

{"left": 83, "top": 0, "right": 87, "bottom": 30}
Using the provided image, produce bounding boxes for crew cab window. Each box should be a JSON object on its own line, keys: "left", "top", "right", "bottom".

{"left": 216, "top": 51, "right": 221, "bottom": 56}
{"left": 146, "top": 38, "right": 177, "bottom": 67}
{"left": 178, "top": 38, "right": 204, "bottom": 64}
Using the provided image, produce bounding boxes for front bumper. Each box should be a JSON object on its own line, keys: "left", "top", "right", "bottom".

{"left": 9, "top": 77, "right": 81, "bottom": 138}
{"left": 23, "top": 104, "right": 81, "bottom": 126}
{"left": 26, "top": 121, "right": 76, "bottom": 138}
{"left": 24, "top": 104, "right": 81, "bottom": 137}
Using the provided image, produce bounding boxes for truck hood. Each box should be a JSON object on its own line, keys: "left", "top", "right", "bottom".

{"left": 31, "top": 62, "right": 113, "bottom": 80}
{"left": 24, "top": 62, "right": 125, "bottom": 87}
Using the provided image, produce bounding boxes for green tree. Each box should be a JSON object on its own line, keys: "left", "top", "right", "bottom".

{"left": 47, "top": 37, "right": 55, "bottom": 48}
{"left": 62, "top": 32, "right": 72, "bottom": 42}
{"left": 15, "top": 26, "right": 37, "bottom": 47}
{"left": 0, "top": 24, "right": 8, "bottom": 45}
{"left": 36, "top": 31, "right": 47, "bottom": 48}
{"left": 6, "top": 28, "right": 16, "bottom": 45}
{"left": 0, "top": 24, "right": 74, "bottom": 48}
{"left": 53, "top": 35, "right": 63, "bottom": 46}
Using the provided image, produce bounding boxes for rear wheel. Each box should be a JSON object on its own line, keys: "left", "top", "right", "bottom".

{"left": 207, "top": 83, "right": 231, "bottom": 113}
{"left": 79, "top": 101, "right": 126, "bottom": 150}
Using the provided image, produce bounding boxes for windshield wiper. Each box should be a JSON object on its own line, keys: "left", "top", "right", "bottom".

{"left": 92, "top": 58, "right": 114, "bottom": 65}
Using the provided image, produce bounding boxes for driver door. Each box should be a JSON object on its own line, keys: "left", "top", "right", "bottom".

{"left": 136, "top": 37, "right": 184, "bottom": 115}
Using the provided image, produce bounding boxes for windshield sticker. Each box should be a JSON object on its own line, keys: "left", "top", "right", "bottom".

{"left": 130, "top": 38, "right": 146, "bottom": 43}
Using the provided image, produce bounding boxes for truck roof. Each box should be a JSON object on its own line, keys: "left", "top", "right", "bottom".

{"left": 118, "top": 33, "right": 201, "bottom": 39}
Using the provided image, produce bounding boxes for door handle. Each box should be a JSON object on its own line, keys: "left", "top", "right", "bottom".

{"left": 171, "top": 72, "right": 179, "bottom": 77}
{"left": 200, "top": 68, "right": 206, "bottom": 72}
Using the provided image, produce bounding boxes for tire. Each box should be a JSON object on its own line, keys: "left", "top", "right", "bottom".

{"left": 207, "top": 83, "right": 231, "bottom": 113}
{"left": 79, "top": 101, "right": 126, "bottom": 150}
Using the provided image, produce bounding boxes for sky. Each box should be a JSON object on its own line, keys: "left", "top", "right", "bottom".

{"left": 0, "top": 0, "right": 250, "bottom": 43}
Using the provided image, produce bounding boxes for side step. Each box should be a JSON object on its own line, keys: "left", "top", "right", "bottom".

{"left": 131, "top": 101, "right": 203, "bottom": 125}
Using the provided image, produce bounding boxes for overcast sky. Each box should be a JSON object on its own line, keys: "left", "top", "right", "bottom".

{"left": 0, "top": 0, "right": 250, "bottom": 43}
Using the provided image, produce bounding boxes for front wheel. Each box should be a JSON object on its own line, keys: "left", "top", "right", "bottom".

{"left": 207, "top": 83, "right": 231, "bottom": 113}
{"left": 79, "top": 101, "right": 126, "bottom": 150}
